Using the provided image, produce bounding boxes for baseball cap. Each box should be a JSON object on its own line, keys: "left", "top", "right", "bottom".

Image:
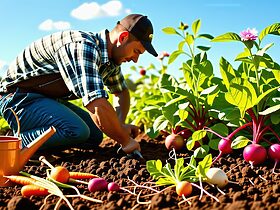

{"left": 118, "top": 14, "right": 158, "bottom": 57}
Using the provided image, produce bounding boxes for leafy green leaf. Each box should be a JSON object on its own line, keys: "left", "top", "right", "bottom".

{"left": 197, "top": 33, "right": 214, "bottom": 40}
{"left": 192, "top": 130, "right": 207, "bottom": 141}
{"left": 192, "top": 19, "right": 201, "bottom": 36}
{"left": 199, "top": 154, "right": 212, "bottom": 174}
{"left": 194, "top": 145, "right": 210, "bottom": 159}
{"left": 162, "top": 27, "right": 180, "bottom": 35}
{"left": 185, "top": 34, "right": 194, "bottom": 45}
{"left": 231, "top": 136, "right": 250, "bottom": 149}
{"left": 153, "top": 115, "right": 169, "bottom": 132}
{"left": 259, "top": 104, "right": 280, "bottom": 115}
{"left": 197, "top": 45, "right": 211, "bottom": 51}
{"left": 212, "top": 32, "right": 241, "bottom": 42}
{"left": 219, "top": 57, "right": 236, "bottom": 90}
{"left": 256, "top": 43, "right": 274, "bottom": 56}
{"left": 200, "top": 85, "right": 218, "bottom": 95}
{"left": 259, "top": 23, "right": 280, "bottom": 42}
{"left": 186, "top": 138, "right": 196, "bottom": 150}
{"left": 225, "top": 82, "right": 254, "bottom": 117}
{"left": 168, "top": 50, "right": 184, "bottom": 64}
{"left": 146, "top": 160, "right": 163, "bottom": 179}
{"left": 255, "top": 86, "right": 279, "bottom": 106}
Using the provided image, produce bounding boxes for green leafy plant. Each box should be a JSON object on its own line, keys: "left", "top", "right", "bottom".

{"left": 146, "top": 153, "right": 226, "bottom": 200}
{"left": 210, "top": 23, "right": 280, "bottom": 165}
{"left": 152, "top": 19, "right": 225, "bottom": 157}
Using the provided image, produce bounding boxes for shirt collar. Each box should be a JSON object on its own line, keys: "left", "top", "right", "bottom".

{"left": 97, "top": 29, "right": 119, "bottom": 68}
{"left": 96, "top": 29, "right": 109, "bottom": 65}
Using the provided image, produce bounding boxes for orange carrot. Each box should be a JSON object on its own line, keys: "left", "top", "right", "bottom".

{"left": 21, "top": 184, "right": 49, "bottom": 197}
{"left": 69, "top": 172, "right": 99, "bottom": 179}
{"left": 4, "top": 175, "right": 35, "bottom": 185}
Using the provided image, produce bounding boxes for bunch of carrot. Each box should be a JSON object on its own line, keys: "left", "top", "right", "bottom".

{"left": 4, "top": 175, "right": 49, "bottom": 197}
{"left": 4, "top": 156, "right": 99, "bottom": 197}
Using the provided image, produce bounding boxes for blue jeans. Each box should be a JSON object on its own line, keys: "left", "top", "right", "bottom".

{"left": 0, "top": 91, "right": 103, "bottom": 149}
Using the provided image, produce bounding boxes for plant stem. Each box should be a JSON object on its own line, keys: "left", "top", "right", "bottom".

{"left": 227, "top": 122, "right": 253, "bottom": 139}
{"left": 204, "top": 127, "right": 225, "bottom": 139}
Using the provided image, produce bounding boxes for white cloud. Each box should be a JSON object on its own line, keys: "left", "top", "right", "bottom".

{"left": 39, "top": 19, "right": 71, "bottom": 31}
{"left": 71, "top": 0, "right": 130, "bottom": 20}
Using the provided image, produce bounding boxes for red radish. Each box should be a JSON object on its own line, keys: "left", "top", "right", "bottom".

{"left": 107, "top": 182, "right": 120, "bottom": 192}
{"left": 88, "top": 178, "right": 108, "bottom": 192}
{"left": 165, "top": 134, "right": 185, "bottom": 151}
{"left": 212, "top": 138, "right": 232, "bottom": 165}
{"left": 175, "top": 181, "right": 192, "bottom": 196}
{"left": 243, "top": 143, "right": 267, "bottom": 166}
{"left": 206, "top": 168, "right": 228, "bottom": 188}
{"left": 268, "top": 143, "right": 280, "bottom": 173}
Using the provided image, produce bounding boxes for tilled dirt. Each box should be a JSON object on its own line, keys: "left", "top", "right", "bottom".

{"left": 0, "top": 134, "right": 279, "bottom": 210}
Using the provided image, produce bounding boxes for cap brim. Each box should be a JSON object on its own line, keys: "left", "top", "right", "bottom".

{"left": 141, "top": 41, "right": 158, "bottom": 57}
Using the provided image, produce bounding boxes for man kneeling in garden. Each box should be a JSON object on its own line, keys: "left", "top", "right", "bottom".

{"left": 0, "top": 14, "right": 158, "bottom": 154}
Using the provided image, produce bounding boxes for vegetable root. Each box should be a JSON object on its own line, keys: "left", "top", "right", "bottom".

{"left": 206, "top": 168, "right": 228, "bottom": 188}
{"left": 21, "top": 184, "right": 49, "bottom": 197}
{"left": 176, "top": 181, "right": 192, "bottom": 196}
{"left": 69, "top": 172, "right": 99, "bottom": 179}
{"left": 4, "top": 175, "right": 35, "bottom": 186}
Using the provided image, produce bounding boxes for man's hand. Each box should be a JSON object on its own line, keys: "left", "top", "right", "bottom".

{"left": 121, "top": 137, "right": 141, "bottom": 154}
{"left": 122, "top": 124, "right": 140, "bottom": 138}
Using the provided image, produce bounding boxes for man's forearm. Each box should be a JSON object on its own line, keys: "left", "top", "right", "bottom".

{"left": 86, "top": 98, "right": 130, "bottom": 146}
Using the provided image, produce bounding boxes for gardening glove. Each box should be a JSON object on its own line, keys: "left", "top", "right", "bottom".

{"left": 121, "top": 137, "right": 141, "bottom": 154}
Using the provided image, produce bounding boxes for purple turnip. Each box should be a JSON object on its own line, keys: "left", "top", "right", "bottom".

{"left": 268, "top": 143, "right": 280, "bottom": 173}
{"left": 243, "top": 143, "right": 267, "bottom": 166}
{"left": 165, "top": 134, "right": 185, "bottom": 151}
{"left": 88, "top": 178, "right": 108, "bottom": 192}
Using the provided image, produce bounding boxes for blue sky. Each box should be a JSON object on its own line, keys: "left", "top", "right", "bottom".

{"left": 0, "top": 0, "right": 280, "bottom": 79}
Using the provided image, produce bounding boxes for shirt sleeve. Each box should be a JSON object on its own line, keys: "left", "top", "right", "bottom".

{"left": 103, "top": 66, "right": 128, "bottom": 94}
{"left": 54, "top": 41, "right": 109, "bottom": 106}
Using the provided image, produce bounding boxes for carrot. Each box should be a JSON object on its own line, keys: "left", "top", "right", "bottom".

{"left": 4, "top": 175, "right": 35, "bottom": 185}
{"left": 69, "top": 172, "right": 99, "bottom": 179}
{"left": 21, "top": 184, "right": 49, "bottom": 197}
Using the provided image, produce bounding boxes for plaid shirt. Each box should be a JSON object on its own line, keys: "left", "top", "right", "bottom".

{"left": 0, "top": 30, "right": 127, "bottom": 106}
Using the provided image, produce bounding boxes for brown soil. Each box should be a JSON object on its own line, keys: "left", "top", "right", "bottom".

{"left": 0, "top": 134, "right": 279, "bottom": 210}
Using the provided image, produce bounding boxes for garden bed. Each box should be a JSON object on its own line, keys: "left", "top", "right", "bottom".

{"left": 0, "top": 134, "right": 279, "bottom": 210}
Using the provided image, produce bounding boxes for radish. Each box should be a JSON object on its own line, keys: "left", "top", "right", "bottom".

{"left": 175, "top": 181, "right": 192, "bottom": 196}
{"left": 107, "top": 182, "right": 120, "bottom": 192}
{"left": 268, "top": 143, "right": 280, "bottom": 173}
{"left": 206, "top": 167, "right": 228, "bottom": 188}
{"left": 212, "top": 138, "right": 232, "bottom": 165}
{"left": 243, "top": 143, "right": 267, "bottom": 166}
{"left": 165, "top": 134, "right": 185, "bottom": 151}
{"left": 88, "top": 178, "right": 108, "bottom": 192}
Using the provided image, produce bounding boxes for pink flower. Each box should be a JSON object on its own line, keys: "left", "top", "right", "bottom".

{"left": 157, "top": 51, "right": 170, "bottom": 60}
{"left": 240, "top": 28, "right": 258, "bottom": 41}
